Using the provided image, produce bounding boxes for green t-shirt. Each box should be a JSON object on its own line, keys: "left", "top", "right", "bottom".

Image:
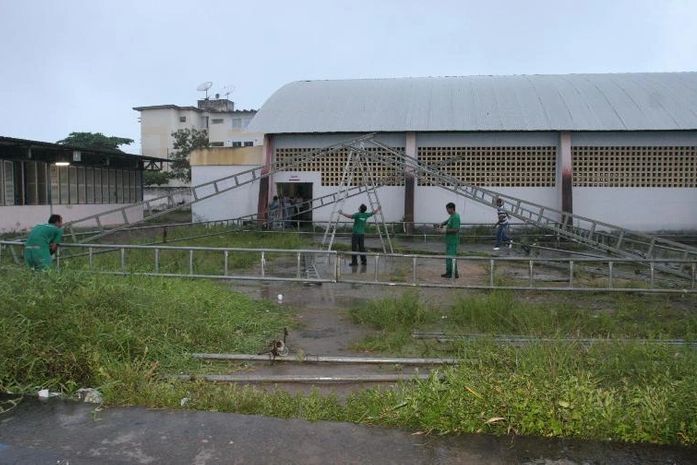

{"left": 351, "top": 212, "right": 374, "bottom": 235}
{"left": 445, "top": 213, "right": 461, "bottom": 242}
{"left": 25, "top": 223, "right": 63, "bottom": 249}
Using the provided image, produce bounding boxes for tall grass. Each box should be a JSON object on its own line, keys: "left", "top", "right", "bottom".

{"left": 2, "top": 268, "right": 697, "bottom": 445}
{"left": 450, "top": 291, "right": 697, "bottom": 339}
{"left": 356, "top": 342, "right": 697, "bottom": 444}
{"left": 349, "top": 292, "right": 436, "bottom": 351}
{"left": 0, "top": 267, "right": 291, "bottom": 393}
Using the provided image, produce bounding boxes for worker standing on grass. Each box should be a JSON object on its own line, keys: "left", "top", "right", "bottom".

{"left": 338, "top": 204, "right": 380, "bottom": 267}
{"left": 438, "top": 202, "right": 460, "bottom": 278}
{"left": 493, "top": 198, "right": 513, "bottom": 251}
{"left": 24, "top": 214, "right": 64, "bottom": 270}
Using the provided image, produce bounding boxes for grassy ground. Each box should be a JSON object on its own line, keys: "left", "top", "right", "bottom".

{"left": 2, "top": 226, "right": 697, "bottom": 446}
{"left": 0, "top": 268, "right": 292, "bottom": 394}
{"left": 345, "top": 291, "right": 697, "bottom": 444}
{"left": 2, "top": 266, "right": 696, "bottom": 445}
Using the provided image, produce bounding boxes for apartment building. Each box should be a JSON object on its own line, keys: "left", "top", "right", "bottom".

{"left": 133, "top": 97, "right": 260, "bottom": 161}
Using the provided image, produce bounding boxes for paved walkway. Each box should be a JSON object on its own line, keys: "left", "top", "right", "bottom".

{"left": 1, "top": 397, "right": 695, "bottom": 465}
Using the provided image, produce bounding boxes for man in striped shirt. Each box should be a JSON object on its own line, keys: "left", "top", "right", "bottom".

{"left": 494, "top": 198, "right": 512, "bottom": 251}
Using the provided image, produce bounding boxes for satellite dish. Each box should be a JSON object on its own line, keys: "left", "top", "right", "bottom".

{"left": 196, "top": 81, "right": 213, "bottom": 98}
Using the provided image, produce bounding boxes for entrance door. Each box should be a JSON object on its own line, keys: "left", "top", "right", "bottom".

{"left": 275, "top": 182, "right": 313, "bottom": 228}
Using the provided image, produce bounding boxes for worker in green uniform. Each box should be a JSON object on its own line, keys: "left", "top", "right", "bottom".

{"left": 438, "top": 202, "right": 460, "bottom": 278}
{"left": 339, "top": 204, "right": 380, "bottom": 266}
{"left": 24, "top": 214, "right": 64, "bottom": 270}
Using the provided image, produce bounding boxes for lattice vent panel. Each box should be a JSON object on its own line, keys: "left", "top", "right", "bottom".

{"left": 275, "top": 147, "right": 405, "bottom": 186}
{"left": 418, "top": 146, "right": 557, "bottom": 187}
{"left": 572, "top": 146, "right": 697, "bottom": 187}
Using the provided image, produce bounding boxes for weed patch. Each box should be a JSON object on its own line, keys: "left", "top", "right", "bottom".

{"left": 0, "top": 267, "right": 291, "bottom": 393}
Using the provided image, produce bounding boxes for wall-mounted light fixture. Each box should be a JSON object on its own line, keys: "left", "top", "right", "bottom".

{"left": 54, "top": 161, "right": 71, "bottom": 167}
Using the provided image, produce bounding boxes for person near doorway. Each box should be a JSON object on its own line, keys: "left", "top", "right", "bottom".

{"left": 24, "top": 214, "right": 64, "bottom": 270}
{"left": 293, "top": 194, "right": 303, "bottom": 229}
{"left": 338, "top": 204, "right": 380, "bottom": 266}
{"left": 438, "top": 202, "right": 460, "bottom": 278}
{"left": 268, "top": 196, "right": 280, "bottom": 229}
{"left": 282, "top": 194, "right": 292, "bottom": 229}
{"left": 493, "top": 198, "right": 512, "bottom": 251}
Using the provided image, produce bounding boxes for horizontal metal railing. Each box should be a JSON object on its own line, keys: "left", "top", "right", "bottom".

{"left": 2, "top": 241, "right": 696, "bottom": 293}
{"left": 333, "top": 250, "right": 697, "bottom": 293}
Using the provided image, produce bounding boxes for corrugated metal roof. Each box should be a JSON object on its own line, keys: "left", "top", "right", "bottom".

{"left": 248, "top": 73, "right": 697, "bottom": 133}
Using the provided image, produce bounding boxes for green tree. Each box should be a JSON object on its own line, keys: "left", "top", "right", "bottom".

{"left": 143, "top": 170, "right": 171, "bottom": 186}
{"left": 170, "top": 128, "right": 209, "bottom": 182}
{"left": 57, "top": 132, "right": 134, "bottom": 152}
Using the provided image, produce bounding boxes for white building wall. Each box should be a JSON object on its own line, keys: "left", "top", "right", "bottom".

{"left": 415, "top": 187, "right": 559, "bottom": 225}
{"left": 571, "top": 131, "right": 697, "bottom": 231}
{"left": 191, "top": 165, "right": 261, "bottom": 221}
{"left": 0, "top": 204, "right": 144, "bottom": 234}
{"left": 574, "top": 189, "right": 697, "bottom": 231}
{"left": 140, "top": 109, "right": 180, "bottom": 159}
{"left": 189, "top": 130, "right": 697, "bottom": 231}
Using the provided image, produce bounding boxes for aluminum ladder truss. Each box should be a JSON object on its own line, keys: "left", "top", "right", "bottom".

{"left": 320, "top": 147, "right": 393, "bottom": 254}
{"left": 64, "top": 175, "right": 404, "bottom": 258}
{"left": 63, "top": 134, "right": 377, "bottom": 243}
{"left": 350, "top": 140, "right": 697, "bottom": 277}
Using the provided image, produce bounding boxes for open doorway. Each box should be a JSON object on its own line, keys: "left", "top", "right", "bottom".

{"left": 275, "top": 182, "right": 313, "bottom": 229}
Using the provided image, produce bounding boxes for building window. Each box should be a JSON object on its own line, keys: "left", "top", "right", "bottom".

{"left": 136, "top": 171, "right": 143, "bottom": 201}
{"left": 417, "top": 146, "right": 557, "bottom": 187}
{"left": 37, "top": 162, "right": 48, "bottom": 204}
{"left": 130, "top": 170, "right": 137, "bottom": 203}
{"left": 211, "top": 118, "right": 224, "bottom": 124}
{"left": 180, "top": 116, "right": 187, "bottom": 123}
{"left": 93, "top": 168, "right": 102, "bottom": 203}
{"left": 231, "top": 118, "right": 242, "bottom": 128}
{"left": 50, "top": 164, "right": 59, "bottom": 205}
{"left": 116, "top": 170, "right": 124, "bottom": 203}
{"left": 77, "top": 166, "right": 87, "bottom": 203}
{"left": 243, "top": 141, "right": 253, "bottom": 147}
{"left": 0, "top": 161, "right": 140, "bottom": 206}
{"left": 572, "top": 146, "right": 697, "bottom": 187}
{"left": 25, "top": 162, "right": 39, "bottom": 205}
{"left": 69, "top": 166, "right": 78, "bottom": 203}
{"left": 210, "top": 141, "right": 224, "bottom": 147}
{"left": 85, "top": 167, "right": 94, "bottom": 203}
{"left": 232, "top": 141, "right": 242, "bottom": 148}
{"left": 1, "top": 160, "right": 15, "bottom": 205}
{"left": 109, "top": 170, "right": 117, "bottom": 203}
{"left": 59, "top": 166, "right": 70, "bottom": 204}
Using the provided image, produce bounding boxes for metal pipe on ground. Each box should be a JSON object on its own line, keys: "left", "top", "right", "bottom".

{"left": 174, "top": 373, "right": 435, "bottom": 383}
{"left": 412, "top": 332, "right": 697, "bottom": 347}
{"left": 191, "top": 353, "right": 459, "bottom": 365}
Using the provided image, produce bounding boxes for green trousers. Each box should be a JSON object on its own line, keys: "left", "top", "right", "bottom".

{"left": 24, "top": 247, "right": 53, "bottom": 270}
{"left": 445, "top": 239, "right": 459, "bottom": 275}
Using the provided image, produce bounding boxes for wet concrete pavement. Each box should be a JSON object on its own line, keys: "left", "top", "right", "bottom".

{"left": 1, "top": 396, "right": 695, "bottom": 465}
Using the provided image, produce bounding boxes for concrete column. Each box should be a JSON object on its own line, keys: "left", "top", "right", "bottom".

{"left": 560, "top": 132, "right": 573, "bottom": 214}
{"left": 404, "top": 132, "right": 416, "bottom": 233}
{"left": 257, "top": 134, "right": 273, "bottom": 224}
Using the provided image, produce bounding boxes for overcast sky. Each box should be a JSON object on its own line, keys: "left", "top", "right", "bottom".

{"left": 1, "top": 0, "right": 696, "bottom": 154}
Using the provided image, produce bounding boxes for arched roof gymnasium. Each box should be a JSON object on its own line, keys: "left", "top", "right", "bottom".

{"left": 248, "top": 72, "right": 697, "bottom": 134}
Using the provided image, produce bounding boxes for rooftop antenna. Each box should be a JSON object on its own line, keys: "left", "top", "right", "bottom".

{"left": 220, "top": 85, "right": 235, "bottom": 99}
{"left": 196, "top": 81, "right": 213, "bottom": 99}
